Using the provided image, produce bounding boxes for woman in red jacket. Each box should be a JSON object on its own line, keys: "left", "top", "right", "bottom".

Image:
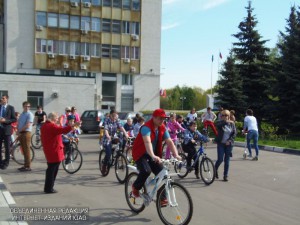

{"left": 41, "top": 112, "right": 80, "bottom": 194}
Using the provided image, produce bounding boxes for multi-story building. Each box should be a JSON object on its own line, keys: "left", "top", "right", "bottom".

{"left": 0, "top": 0, "right": 161, "bottom": 113}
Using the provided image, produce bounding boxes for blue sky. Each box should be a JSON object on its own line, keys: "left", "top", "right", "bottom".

{"left": 160, "top": 0, "right": 296, "bottom": 91}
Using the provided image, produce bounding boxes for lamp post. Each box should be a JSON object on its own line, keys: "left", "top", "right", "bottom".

{"left": 179, "top": 96, "right": 186, "bottom": 110}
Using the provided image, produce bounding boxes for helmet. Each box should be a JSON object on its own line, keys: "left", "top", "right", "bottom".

{"left": 67, "top": 115, "right": 75, "bottom": 121}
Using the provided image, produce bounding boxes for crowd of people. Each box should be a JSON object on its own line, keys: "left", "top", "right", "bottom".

{"left": 0, "top": 93, "right": 259, "bottom": 194}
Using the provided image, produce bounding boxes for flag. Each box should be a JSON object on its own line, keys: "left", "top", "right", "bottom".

{"left": 212, "top": 55, "right": 214, "bottom": 62}
{"left": 162, "top": 89, "right": 167, "bottom": 98}
{"left": 219, "top": 52, "right": 222, "bottom": 59}
{"left": 160, "top": 89, "right": 164, "bottom": 96}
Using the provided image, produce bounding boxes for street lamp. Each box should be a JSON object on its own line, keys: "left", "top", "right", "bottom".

{"left": 179, "top": 96, "right": 186, "bottom": 110}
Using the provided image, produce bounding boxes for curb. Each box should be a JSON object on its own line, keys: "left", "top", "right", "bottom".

{"left": 0, "top": 176, "right": 28, "bottom": 225}
{"left": 234, "top": 142, "right": 300, "bottom": 155}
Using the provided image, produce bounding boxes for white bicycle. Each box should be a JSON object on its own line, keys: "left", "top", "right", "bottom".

{"left": 125, "top": 159, "right": 193, "bottom": 225}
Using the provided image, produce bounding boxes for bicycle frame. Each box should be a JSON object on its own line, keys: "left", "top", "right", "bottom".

{"left": 189, "top": 141, "right": 206, "bottom": 169}
{"left": 127, "top": 159, "right": 179, "bottom": 207}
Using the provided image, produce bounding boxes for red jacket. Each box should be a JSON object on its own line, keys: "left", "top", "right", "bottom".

{"left": 41, "top": 121, "right": 72, "bottom": 163}
{"left": 132, "top": 119, "right": 166, "bottom": 161}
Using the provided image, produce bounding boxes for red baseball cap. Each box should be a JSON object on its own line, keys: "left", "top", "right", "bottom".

{"left": 152, "top": 109, "right": 169, "bottom": 118}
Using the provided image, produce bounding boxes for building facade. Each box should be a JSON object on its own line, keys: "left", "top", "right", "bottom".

{"left": 0, "top": 0, "right": 162, "bottom": 113}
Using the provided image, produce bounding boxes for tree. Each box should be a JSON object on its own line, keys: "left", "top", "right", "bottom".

{"left": 216, "top": 52, "right": 246, "bottom": 120}
{"left": 275, "top": 5, "right": 300, "bottom": 132}
{"left": 232, "top": 0, "right": 271, "bottom": 125}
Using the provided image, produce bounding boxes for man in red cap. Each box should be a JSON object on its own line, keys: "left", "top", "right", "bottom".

{"left": 131, "top": 109, "right": 181, "bottom": 205}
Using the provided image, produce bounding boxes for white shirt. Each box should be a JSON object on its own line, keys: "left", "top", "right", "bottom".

{"left": 186, "top": 113, "right": 197, "bottom": 122}
{"left": 244, "top": 115, "right": 258, "bottom": 131}
{"left": 201, "top": 111, "right": 216, "bottom": 122}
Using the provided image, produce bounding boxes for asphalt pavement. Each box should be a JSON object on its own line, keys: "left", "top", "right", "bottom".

{"left": 0, "top": 134, "right": 300, "bottom": 225}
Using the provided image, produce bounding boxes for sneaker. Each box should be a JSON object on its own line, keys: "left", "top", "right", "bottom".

{"left": 195, "top": 171, "right": 199, "bottom": 179}
{"left": 101, "top": 164, "right": 107, "bottom": 174}
{"left": 215, "top": 171, "right": 219, "bottom": 179}
{"left": 65, "top": 159, "right": 71, "bottom": 165}
{"left": 247, "top": 154, "right": 252, "bottom": 158}
{"left": 223, "top": 176, "right": 228, "bottom": 182}
{"left": 160, "top": 199, "right": 168, "bottom": 207}
{"left": 18, "top": 167, "right": 31, "bottom": 172}
{"left": 131, "top": 185, "right": 140, "bottom": 198}
{"left": 252, "top": 156, "right": 258, "bottom": 161}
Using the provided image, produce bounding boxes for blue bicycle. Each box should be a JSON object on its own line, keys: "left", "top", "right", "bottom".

{"left": 174, "top": 139, "right": 216, "bottom": 185}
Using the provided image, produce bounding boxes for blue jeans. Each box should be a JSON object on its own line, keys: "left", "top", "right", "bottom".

{"left": 215, "top": 143, "right": 231, "bottom": 177}
{"left": 103, "top": 143, "right": 112, "bottom": 165}
{"left": 247, "top": 130, "right": 259, "bottom": 156}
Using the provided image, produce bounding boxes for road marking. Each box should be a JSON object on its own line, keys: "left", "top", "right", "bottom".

{"left": 3, "top": 191, "right": 16, "bottom": 205}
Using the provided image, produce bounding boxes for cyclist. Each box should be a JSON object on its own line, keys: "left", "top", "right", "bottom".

{"left": 101, "top": 109, "right": 128, "bottom": 174}
{"left": 131, "top": 109, "right": 181, "bottom": 205}
{"left": 201, "top": 107, "right": 218, "bottom": 136}
{"left": 59, "top": 107, "right": 71, "bottom": 127}
{"left": 165, "top": 113, "right": 185, "bottom": 159}
{"left": 182, "top": 121, "right": 209, "bottom": 178}
{"left": 62, "top": 115, "right": 80, "bottom": 164}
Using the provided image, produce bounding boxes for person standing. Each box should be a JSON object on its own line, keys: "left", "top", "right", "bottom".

{"left": 214, "top": 110, "right": 236, "bottom": 182}
{"left": 17, "top": 101, "right": 34, "bottom": 171}
{"left": 41, "top": 112, "right": 80, "bottom": 194}
{"left": 33, "top": 105, "right": 47, "bottom": 141}
{"left": 186, "top": 108, "right": 197, "bottom": 122}
{"left": 0, "top": 94, "right": 16, "bottom": 170}
{"left": 243, "top": 109, "right": 259, "bottom": 161}
{"left": 201, "top": 107, "right": 218, "bottom": 136}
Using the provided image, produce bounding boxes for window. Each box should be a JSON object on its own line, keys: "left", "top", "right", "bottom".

{"left": 91, "top": 43, "right": 101, "bottom": 57}
{"left": 113, "top": 0, "right": 121, "bottom": 8}
{"left": 81, "top": 43, "right": 90, "bottom": 56}
{"left": 111, "top": 45, "right": 120, "bottom": 58}
{"left": 82, "top": 0, "right": 91, "bottom": 3}
{"left": 47, "top": 40, "right": 59, "bottom": 53}
{"left": 91, "top": 17, "right": 101, "bottom": 32}
{"left": 0, "top": 90, "right": 8, "bottom": 97}
{"left": 27, "top": 91, "right": 44, "bottom": 109}
{"left": 59, "top": 41, "right": 69, "bottom": 55}
{"left": 121, "top": 93, "right": 133, "bottom": 111}
{"left": 36, "top": 12, "right": 47, "bottom": 26}
{"left": 122, "top": 0, "right": 130, "bottom": 9}
{"left": 70, "top": 16, "right": 80, "bottom": 29}
{"left": 70, "top": 42, "right": 81, "bottom": 55}
{"left": 103, "top": 0, "right": 111, "bottom": 7}
{"left": 122, "top": 74, "right": 133, "bottom": 85}
{"left": 102, "top": 44, "right": 110, "bottom": 58}
{"left": 48, "top": 13, "right": 58, "bottom": 27}
{"left": 121, "top": 46, "right": 130, "bottom": 59}
{"left": 131, "top": 47, "right": 139, "bottom": 59}
{"left": 132, "top": 0, "right": 140, "bottom": 11}
{"left": 112, "top": 20, "right": 121, "bottom": 33}
{"left": 122, "top": 21, "right": 130, "bottom": 34}
{"left": 102, "top": 19, "right": 111, "bottom": 32}
{"left": 131, "top": 22, "right": 140, "bottom": 35}
{"left": 92, "top": 0, "right": 101, "bottom": 6}
{"left": 81, "top": 17, "right": 91, "bottom": 30}
{"left": 59, "top": 14, "right": 69, "bottom": 28}
{"left": 102, "top": 80, "right": 116, "bottom": 101}
{"left": 36, "top": 39, "right": 47, "bottom": 53}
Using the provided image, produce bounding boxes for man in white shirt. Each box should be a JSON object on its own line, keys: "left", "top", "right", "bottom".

{"left": 201, "top": 107, "right": 218, "bottom": 136}
{"left": 243, "top": 109, "right": 259, "bottom": 161}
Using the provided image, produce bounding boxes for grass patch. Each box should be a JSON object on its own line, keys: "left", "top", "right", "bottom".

{"left": 235, "top": 137, "right": 300, "bottom": 150}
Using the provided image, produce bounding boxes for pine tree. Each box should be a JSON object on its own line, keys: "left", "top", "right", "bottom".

{"left": 232, "top": 1, "right": 271, "bottom": 124}
{"left": 275, "top": 6, "right": 300, "bottom": 132}
{"left": 216, "top": 52, "right": 246, "bottom": 119}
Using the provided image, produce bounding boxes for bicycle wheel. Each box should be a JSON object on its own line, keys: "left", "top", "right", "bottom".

{"left": 199, "top": 156, "right": 215, "bottom": 185}
{"left": 62, "top": 148, "right": 83, "bottom": 174}
{"left": 174, "top": 153, "right": 189, "bottom": 178}
{"left": 12, "top": 144, "right": 35, "bottom": 165}
{"left": 156, "top": 182, "right": 193, "bottom": 225}
{"left": 125, "top": 172, "right": 145, "bottom": 213}
{"left": 115, "top": 153, "right": 128, "bottom": 184}
{"left": 99, "top": 150, "right": 110, "bottom": 176}
{"left": 125, "top": 146, "right": 133, "bottom": 163}
{"left": 71, "top": 142, "right": 79, "bottom": 160}
{"left": 31, "top": 132, "right": 42, "bottom": 149}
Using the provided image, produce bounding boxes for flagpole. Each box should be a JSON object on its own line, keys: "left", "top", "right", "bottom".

{"left": 211, "top": 55, "right": 213, "bottom": 96}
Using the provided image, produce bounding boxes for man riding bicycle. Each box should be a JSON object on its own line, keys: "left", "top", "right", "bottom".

{"left": 131, "top": 109, "right": 181, "bottom": 205}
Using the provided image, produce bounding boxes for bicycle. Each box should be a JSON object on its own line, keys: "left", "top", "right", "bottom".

{"left": 125, "top": 159, "right": 193, "bottom": 225}
{"left": 62, "top": 138, "right": 83, "bottom": 174}
{"left": 31, "top": 129, "right": 42, "bottom": 149}
{"left": 99, "top": 137, "right": 128, "bottom": 184}
{"left": 174, "top": 139, "right": 216, "bottom": 185}
{"left": 1, "top": 137, "right": 35, "bottom": 165}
